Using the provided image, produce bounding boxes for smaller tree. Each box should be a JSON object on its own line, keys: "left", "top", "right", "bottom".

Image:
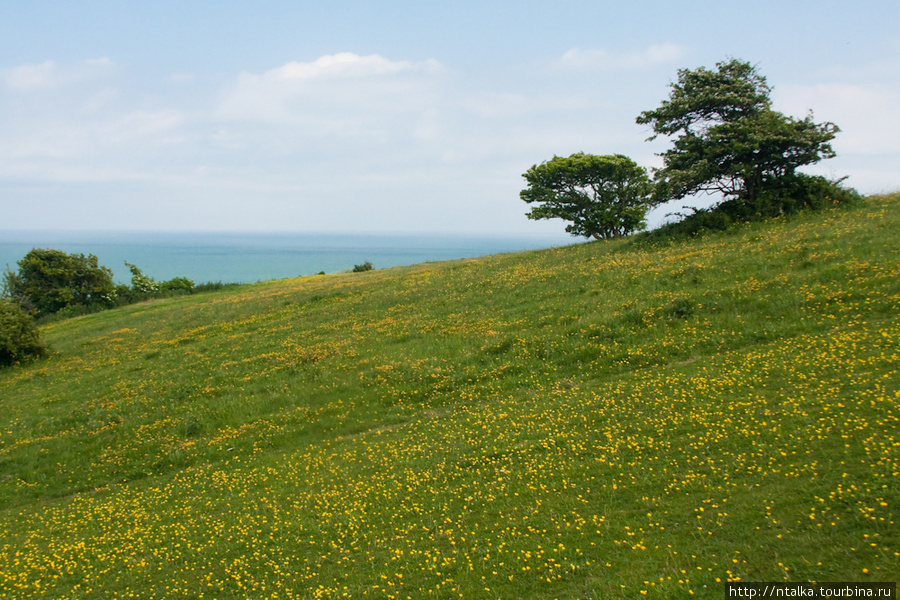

{"left": 126, "top": 262, "right": 159, "bottom": 294}
{"left": 520, "top": 153, "right": 653, "bottom": 240}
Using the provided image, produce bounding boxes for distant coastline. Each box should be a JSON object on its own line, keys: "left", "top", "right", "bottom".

{"left": 0, "top": 230, "right": 575, "bottom": 285}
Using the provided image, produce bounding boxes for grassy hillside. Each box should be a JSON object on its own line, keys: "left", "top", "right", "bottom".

{"left": 1, "top": 194, "right": 898, "bottom": 599}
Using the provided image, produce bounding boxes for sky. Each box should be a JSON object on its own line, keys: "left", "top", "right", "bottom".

{"left": 1, "top": 0, "right": 898, "bottom": 235}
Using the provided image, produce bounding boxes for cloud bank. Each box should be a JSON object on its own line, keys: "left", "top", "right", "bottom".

{"left": 1, "top": 45, "right": 897, "bottom": 232}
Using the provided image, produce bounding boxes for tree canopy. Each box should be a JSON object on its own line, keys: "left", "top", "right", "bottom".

{"left": 636, "top": 58, "right": 839, "bottom": 211}
{"left": 3, "top": 249, "right": 116, "bottom": 317}
{"left": 520, "top": 153, "right": 653, "bottom": 240}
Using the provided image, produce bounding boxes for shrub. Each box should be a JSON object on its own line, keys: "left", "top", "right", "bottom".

{"left": 641, "top": 207, "right": 735, "bottom": 242}
{"left": 754, "top": 174, "right": 861, "bottom": 216}
{"left": 192, "top": 282, "right": 240, "bottom": 293}
{"left": 126, "top": 262, "right": 159, "bottom": 294}
{"left": 121, "top": 264, "right": 194, "bottom": 302}
{"left": 352, "top": 262, "right": 374, "bottom": 273}
{"left": 0, "top": 299, "right": 47, "bottom": 366}
{"left": 160, "top": 277, "right": 195, "bottom": 293}
{"left": 642, "top": 175, "right": 860, "bottom": 242}
{"left": 114, "top": 284, "right": 136, "bottom": 306}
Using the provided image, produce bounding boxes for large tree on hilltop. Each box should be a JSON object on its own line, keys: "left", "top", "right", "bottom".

{"left": 636, "top": 58, "right": 839, "bottom": 211}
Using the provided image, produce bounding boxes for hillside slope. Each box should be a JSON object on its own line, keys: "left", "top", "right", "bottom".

{"left": 1, "top": 195, "right": 898, "bottom": 599}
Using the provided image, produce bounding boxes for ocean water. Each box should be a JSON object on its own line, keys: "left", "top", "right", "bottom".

{"left": 0, "top": 231, "right": 575, "bottom": 285}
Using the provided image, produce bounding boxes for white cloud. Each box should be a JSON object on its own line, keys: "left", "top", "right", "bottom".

{"left": 2, "top": 58, "right": 114, "bottom": 91}
{"left": 268, "top": 52, "right": 428, "bottom": 81}
{"left": 215, "top": 53, "right": 442, "bottom": 127}
{"left": 557, "top": 43, "right": 686, "bottom": 70}
{"left": 0, "top": 57, "right": 187, "bottom": 184}
{"left": 3, "top": 60, "right": 57, "bottom": 90}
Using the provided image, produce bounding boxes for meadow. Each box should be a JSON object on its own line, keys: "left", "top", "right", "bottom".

{"left": 1, "top": 194, "right": 898, "bottom": 599}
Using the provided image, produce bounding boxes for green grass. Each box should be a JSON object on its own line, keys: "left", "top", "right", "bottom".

{"left": 1, "top": 194, "right": 898, "bottom": 599}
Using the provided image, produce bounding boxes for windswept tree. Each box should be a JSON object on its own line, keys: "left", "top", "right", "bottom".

{"left": 521, "top": 153, "right": 653, "bottom": 240}
{"left": 126, "top": 261, "right": 159, "bottom": 294}
{"left": 636, "top": 58, "right": 840, "bottom": 212}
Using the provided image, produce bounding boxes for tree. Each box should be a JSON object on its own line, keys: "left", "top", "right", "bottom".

{"left": 0, "top": 298, "right": 46, "bottom": 366}
{"left": 4, "top": 249, "right": 116, "bottom": 317}
{"left": 636, "top": 58, "right": 839, "bottom": 212}
{"left": 520, "top": 153, "right": 653, "bottom": 240}
{"left": 126, "top": 261, "right": 159, "bottom": 294}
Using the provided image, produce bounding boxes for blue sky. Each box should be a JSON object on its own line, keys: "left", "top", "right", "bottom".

{"left": 1, "top": 0, "right": 898, "bottom": 234}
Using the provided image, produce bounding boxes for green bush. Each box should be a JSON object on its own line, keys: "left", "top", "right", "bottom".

{"left": 643, "top": 175, "right": 860, "bottom": 242}
{"left": 119, "top": 264, "right": 195, "bottom": 303}
{"left": 754, "top": 174, "right": 861, "bottom": 216}
{"left": 192, "top": 281, "right": 240, "bottom": 293}
{"left": 640, "top": 206, "right": 734, "bottom": 242}
{"left": 0, "top": 299, "right": 47, "bottom": 366}
{"left": 352, "top": 261, "right": 374, "bottom": 273}
{"left": 114, "top": 284, "right": 136, "bottom": 306}
{"left": 159, "top": 277, "right": 195, "bottom": 293}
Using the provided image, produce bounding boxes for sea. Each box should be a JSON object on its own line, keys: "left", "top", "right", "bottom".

{"left": 0, "top": 230, "right": 576, "bottom": 285}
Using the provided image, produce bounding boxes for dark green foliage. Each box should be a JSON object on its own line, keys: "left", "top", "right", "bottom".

{"left": 160, "top": 277, "right": 195, "bottom": 292}
{"left": 353, "top": 261, "right": 374, "bottom": 272}
{"left": 521, "top": 153, "right": 653, "bottom": 239}
{"left": 643, "top": 174, "right": 860, "bottom": 241}
{"left": 192, "top": 281, "right": 240, "bottom": 293}
{"left": 113, "top": 284, "right": 136, "bottom": 306}
{"left": 0, "top": 299, "right": 46, "bottom": 366}
{"left": 4, "top": 249, "right": 116, "bottom": 317}
{"left": 754, "top": 173, "right": 861, "bottom": 215}
{"left": 637, "top": 58, "right": 840, "bottom": 211}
